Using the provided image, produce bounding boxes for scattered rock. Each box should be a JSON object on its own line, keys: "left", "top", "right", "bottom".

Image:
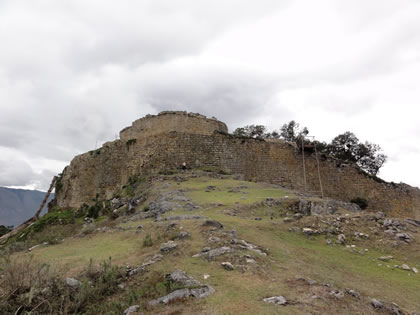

{"left": 283, "top": 217, "right": 293, "bottom": 223}
{"left": 401, "top": 264, "right": 411, "bottom": 271}
{"left": 160, "top": 241, "right": 178, "bottom": 254}
{"left": 65, "top": 277, "right": 81, "bottom": 289}
{"left": 395, "top": 233, "right": 412, "bottom": 243}
{"left": 208, "top": 236, "right": 221, "bottom": 242}
{"left": 111, "top": 198, "right": 123, "bottom": 209}
{"left": 303, "top": 228, "right": 314, "bottom": 236}
{"left": 123, "top": 305, "right": 140, "bottom": 315}
{"left": 221, "top": 262, "right": 234, "bottom": 270}
{"left": 371, "top": 298, "right": 384, "bottom": 309}
{"left": 202, "top": 220, "right": 223, "bottom": 229}
{"left": 336, "top": 234, "right": 346, "bottom": 244}
{"left": 193, "top": 247, "right": 233, "bottom": 260}
{"left": 294, "top": 213, "right": 303, "bottom": 220}
{"left": 345, "top": 288, "right": 360, "bottom": 299}
{"left": 148, "top": 271, "right": 215, "bottom": 306}
{"left": 263, "top": 296, "right": 287, "bottom": 305}
{"left": 155, "top": 215, "right": 207, "bottom": 221}
{"left": 329, "top": 290, "right": 344, "bottom": 299}
{"left": 378, "top": 256, "right": 393, "bottom": 261}
{"left": 183, "top": 202, "right": 201, "bottom": 210}
{"left": 177, "top": 231, "right": 191, "bottom": 239}
{"left": 404, "top": 218, "right": 420, "bottom": 227}
{"left": 255, "top": 217, "right": 262, "bottom": 221}
{"left": 84, "top": 217, "right": 94, "bottom": 224}
{"left": 231, "top": 239, "right": 268, "bottom": 256}
{"left": 166, "top": 270, "right": 201, "bottom": 287}
{"left": 412, "top": 267, "right": 418, "bottom": 274}
{"left": 375, "top": 212, "right": 386, "bottom": 220}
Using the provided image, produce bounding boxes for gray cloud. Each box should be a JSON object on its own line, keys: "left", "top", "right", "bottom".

{"left": 0, "top": 0, "right": 419, "bottom": 189}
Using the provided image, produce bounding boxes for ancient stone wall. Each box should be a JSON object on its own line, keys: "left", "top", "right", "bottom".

{"left": 119, "top": 111, "right": 228, "bottom": 141}
{"left": 56, "top": 113, "right": 420, "bottom": 219}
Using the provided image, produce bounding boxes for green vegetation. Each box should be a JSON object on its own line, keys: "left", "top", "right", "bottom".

{"left": 0, "top": 225, "right": 12, "bottom": 237}
{"left": 143, "top": 234, "right": 153, "bottom": 247}
{"left": 2, "top": 172, "right": 419, "bottom": 314}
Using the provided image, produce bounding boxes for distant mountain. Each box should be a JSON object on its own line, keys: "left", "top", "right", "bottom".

{"left": 0, "top": 187, "right": 54, "bottom": 227}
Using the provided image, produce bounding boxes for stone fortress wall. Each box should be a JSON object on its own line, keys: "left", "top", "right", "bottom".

{"left": 119, "top": 111, "right": 228, "bottom": 141}
{"left": 56, "top": 111, "right": 420, "bottom": 219}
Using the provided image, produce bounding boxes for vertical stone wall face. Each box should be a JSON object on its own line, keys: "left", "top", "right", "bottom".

{"left": 119, "top": 111, "right": 228, "bottom": 141}
{"left": 56, "top": 114, "right": 420, "bottom": 219}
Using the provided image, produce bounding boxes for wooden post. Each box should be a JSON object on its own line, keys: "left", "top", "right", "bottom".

{"left": 33, "top": 176, "right": 57, "bottom": 220}
{"left": 314, "top": 143, "right": 324, "bottom": 198}
{"left": 301, "top": 136, "right": 306, "bottom": 191}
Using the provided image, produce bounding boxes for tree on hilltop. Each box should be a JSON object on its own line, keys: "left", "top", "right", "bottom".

{"left": 279, "top": 120, "right": 309, "bottom": 142}
{"left": 327, "top": 132, "right": 387, "bottom": 175}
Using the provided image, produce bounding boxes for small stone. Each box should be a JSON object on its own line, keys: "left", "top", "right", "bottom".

{"left": 65, "top": 277, "right": 81, "bottom": 289}
{"left": 378, "top": 256, "right": 393, "bottom": 262}
{"left": 294, "top": 213, "right": 303, "bottom": 220}
{"left": 412, "top": 267, "right": 418, "bottom": 274}
{"left": 221, "top": 262, "right": 234, "bottom": 270}
{"left": 123, "top": 305, "right": 140, "bottom": 315}
{"left": 303, "top": 228, "right": 314, "bottom": 235}
{"left": 177, "top": 231, "right": 190, "bottom": 239}
{"left": 263, "top": 296, "right": 287, "bottom": 305}
{"left": 283, "top": 217, "right": 293, "bottom": 223}
{"left": 401, "top": 264, "right": 411, "bottom": 271}
{"left": 329, "top": 290, "right": 344, "bottom": 299}
{"left": 345, "top": 288, "right": 360, "bottom": 299}
{"left": 326, "top": 239, "right": 332, "bottom": 245}
{"left": 246, "top": 258, "right": 257, "bottom": 264}
{"left": 203, "top": 274, "right": 210, "bottom": 279}
{"left": 159, "top": 241, "right": 178, "bottom": 254}
{"left": 336, "top": 234, "right": 346, "bottom": 244}
{"left": 371, "top": 298, "right": 384, "bottom": 309}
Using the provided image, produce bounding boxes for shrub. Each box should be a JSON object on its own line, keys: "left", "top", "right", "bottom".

{"left": 351, "top": 197, "right": 368, "bottom": 210}
{"left": 86, "top": 203, "right": 101, "bottom": 219}
{"left": 0, "top": 255, "right": 125, "bottom": 314}
{"left": 143, "top": 234, "right": 153, "bottom": 247}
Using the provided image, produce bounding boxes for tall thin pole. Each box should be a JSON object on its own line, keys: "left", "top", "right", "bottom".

{"left": 301, "top": 136, "right": 306, "bottom": 191}
{"left": 314, "top": 143, "right": 324, "bottom": 198}
{"left": 33, "top": 176, "right": 57, "bottom": 220}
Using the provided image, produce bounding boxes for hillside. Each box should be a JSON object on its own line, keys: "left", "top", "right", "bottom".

{"left": 1, "top": 171, "right": 419, "bottom": 314}
{"left": 0, "top": 187, "right": 53, "bottom": 227}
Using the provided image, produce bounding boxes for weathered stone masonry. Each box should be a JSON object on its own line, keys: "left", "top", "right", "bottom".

{"left": 56, "top": 111, "right": 420, "bottom": 219}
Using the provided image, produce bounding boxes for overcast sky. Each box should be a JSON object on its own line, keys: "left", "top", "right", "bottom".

{"left": 1, "top": 0, "right": 420, "bottom": 191}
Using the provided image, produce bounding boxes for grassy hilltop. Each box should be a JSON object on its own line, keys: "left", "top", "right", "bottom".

{"left": 1, "top": 171, "right": 419, "bottom": 314}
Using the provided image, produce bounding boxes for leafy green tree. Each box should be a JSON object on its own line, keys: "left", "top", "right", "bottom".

{"left": 327, "top": 132, "right": 387, "bottom": 175}
{"left": 279, "top": 120, "right": 309, "bottom": 142}
{"left": 233, "top": 125, "right": 270, "bottom": 139}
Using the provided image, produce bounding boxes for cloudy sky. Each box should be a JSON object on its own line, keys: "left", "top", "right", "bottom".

{"left": 1, "top": 0, "right": 420, "bottom": 191}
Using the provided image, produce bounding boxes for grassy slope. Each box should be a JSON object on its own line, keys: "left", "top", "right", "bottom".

{"left": 11, "top": 175, "right": 420, "bottom": 314}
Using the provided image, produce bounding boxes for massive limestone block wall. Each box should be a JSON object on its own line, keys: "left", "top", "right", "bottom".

{"left": 56, "top": 127, "right": 420, "bottom": 219}
{"left": 119, "top": 111, "right": 228, "bottom": 141}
